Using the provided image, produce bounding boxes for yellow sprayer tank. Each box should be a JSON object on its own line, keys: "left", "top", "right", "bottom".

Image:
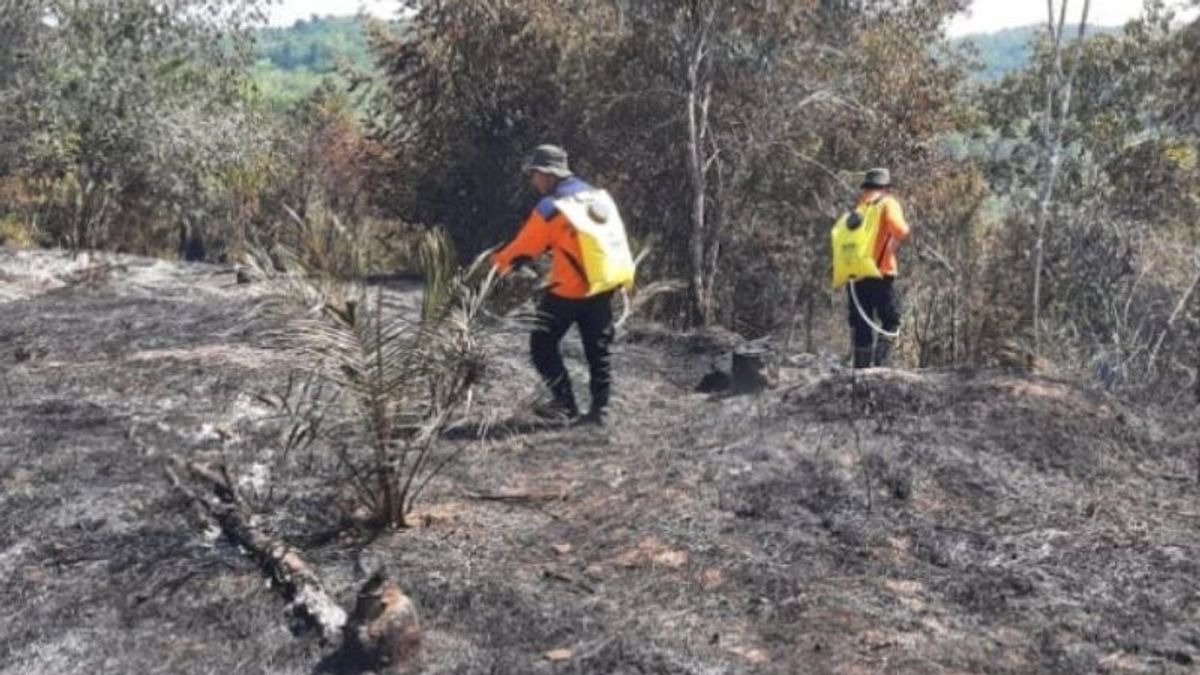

{"left": 830, "top": 198, "right": 886, "bottom": 289}
{"left": 554, "top": 190, "right": 636, "bottom": 296}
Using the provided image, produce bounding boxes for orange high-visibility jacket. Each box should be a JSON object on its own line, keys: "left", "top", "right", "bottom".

{"left": 493, "top": 177, "right": 594, "bottom": 300}
{"left": 859, "top": 190, "right": 911, "bottom": 277}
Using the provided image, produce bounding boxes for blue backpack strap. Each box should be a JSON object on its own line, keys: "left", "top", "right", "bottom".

{"left": 536, "top": 177, "right": 593, "bottom": 221}
{"left": 535, "top": 196, "right": 559, "bottom": 221}
{"left": 554, "top": 177, "right": 591, "bottom": 198}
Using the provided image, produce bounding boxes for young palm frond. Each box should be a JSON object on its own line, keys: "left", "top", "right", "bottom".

{"left": 417, "top": 229, "right": 458, "bottom": 323}
{"left": 249, "top": 224, "right": 502, "bottom": 528}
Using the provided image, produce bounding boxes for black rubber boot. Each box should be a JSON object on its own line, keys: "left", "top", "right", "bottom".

{"left": 853, "top": 347, "right": 874, "bottom": 369}
{"left": 573, "top": 407, "right": 607, "bottom": 427}
{"left": 532, "top": 376, "right": 579, "bottom": 421}
{"left": 533, "top": 399, "right": 579, "bottom": 422}
{"left": 873, "top": 337, "right": 894, "bottom": 368}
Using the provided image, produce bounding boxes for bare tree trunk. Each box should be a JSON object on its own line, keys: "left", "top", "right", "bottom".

{"left": 1147, "top": 261, "right": 1200, "bottom": 374}
{"left": 1032, "top": 0, "right": 1091, "bottom": 356}
{"left": 686, "top": 2, "right": 717, "bottom": 324}
{"left": 686, "top": 50, "right": 708, "bottom": 323}
{"left": 71, "top": 179, "right": 90, "bottom": 259}
{"left": 167, "top": 460, "right": 423, "bottom": 672}
{"left": 166, "top": 461, "right": 348, "bottom": 644}
{"left": 372, "top": 402, "right": 400, "bottom": 528}
{"left": 804, "top": 293, "right": 816, "bottom": 353}
{"left": 1195, "top": 350, "right": 1200, "bottom": 404}
{"left": 703, "top": 125, "right": 723, "bottom": 320}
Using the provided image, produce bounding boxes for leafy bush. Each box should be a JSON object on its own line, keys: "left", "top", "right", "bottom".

{"left": 0, "top": 213, "right": 35, "bottom": 248}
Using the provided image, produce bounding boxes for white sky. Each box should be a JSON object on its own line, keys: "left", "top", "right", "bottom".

{"left": 265, "top": 0, "right": 398, "bottom": 26}
{"left": 947, "top": 0, "right": 1199, "bottom": 36}
{"left": 266, "top": 0, "right": 1199, "bottom": 36}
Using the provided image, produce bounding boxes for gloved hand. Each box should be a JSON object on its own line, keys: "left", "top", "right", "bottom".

{"left": 510, "top": 255, "right": 541, "bottom": 280}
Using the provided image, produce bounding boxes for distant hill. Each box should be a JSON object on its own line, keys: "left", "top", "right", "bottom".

{"left": 255, "top": 15, "right": 374, "bottom": 73}
{"left": 953, "top": 24, "right": 1123, "bottom": 82}
{"left": 251, "top": 15, "right": 381, "bottom": 107}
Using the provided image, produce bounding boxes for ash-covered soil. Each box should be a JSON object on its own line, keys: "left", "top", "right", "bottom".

{"left": 2, "top": 249, "right": 1198, "bottom": 674}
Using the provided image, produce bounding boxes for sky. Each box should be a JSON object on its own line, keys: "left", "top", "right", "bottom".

{"left": 266, "top": 1, "right": 1200, "bottom": 37}
{"left": 266, "top": 1, "right": 399, "bottom": 27}
{"left": 946, "top": 0, "right": 1199, "bottom": 36}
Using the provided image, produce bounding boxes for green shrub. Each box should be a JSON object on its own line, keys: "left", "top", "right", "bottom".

{"left": 0, "top": 213, "right": 35, "bottom": 249}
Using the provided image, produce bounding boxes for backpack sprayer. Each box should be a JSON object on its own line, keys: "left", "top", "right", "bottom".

{"left": 497, "top": 188, "right": 639, "bottom": 327}
{"left": 554, "top": 188, "right": 638, "bottom": 328}
{"left": 831, "top": 197, "right": 900, "bottom": 338}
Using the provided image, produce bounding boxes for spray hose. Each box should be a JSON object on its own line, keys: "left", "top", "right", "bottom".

{"left": 848, "top": 280, "right": 900, "bottom": 338}
{"left": 614, "top": 287, "right": 633, "bottom": 330}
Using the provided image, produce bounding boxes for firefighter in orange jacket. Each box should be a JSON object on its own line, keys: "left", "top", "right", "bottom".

{"left": 493, "top": 145, "right": 613, "bottom": 425}
{"left": 849, "top": 168, "right": 911, "bottom": 368}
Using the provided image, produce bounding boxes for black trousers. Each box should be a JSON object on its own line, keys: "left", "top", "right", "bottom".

{"left": 531, "top": 292, "right": 614, "bottom": 415}
{"left": 847, "top": 277, "right": 900, "bottom": 366}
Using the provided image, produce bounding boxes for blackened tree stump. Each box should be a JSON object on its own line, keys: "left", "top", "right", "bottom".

{"left": 731, "top": 340, "right": 779, "bottom": 393}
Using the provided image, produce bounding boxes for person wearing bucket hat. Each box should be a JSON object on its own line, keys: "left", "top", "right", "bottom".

{"left": 522, "top": 144, "right": 575, "bottom": 179}
{"left": 493, "top": 144, "right": 618, "bottom": 426}
{"left": 847, "top": 167, "right": 911, "bottom": 368}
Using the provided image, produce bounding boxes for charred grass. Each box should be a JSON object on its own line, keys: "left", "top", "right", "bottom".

{"left": 1, "top": 251, "right": 1198, "bottom": 673}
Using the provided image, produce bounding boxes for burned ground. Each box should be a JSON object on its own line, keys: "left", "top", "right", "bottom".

{"left": 1, "top": 250, "right": 1198, "bottom": 674}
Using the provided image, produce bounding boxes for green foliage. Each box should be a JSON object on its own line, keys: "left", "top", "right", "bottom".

{"left": 256, "top": 15, "right": 374, "bottom": 73}
{"left": 969, "top": 3, "right": 1200, "bottom": 384}
{"left": 249, "top": 16, "right": 385, "bottom": 108}
{"left": 1, "top": 0, "right": 1196, "bottom": 390}
{"left": 238, "top": 82, "right": 410, "bottom": 275}
{"left": 0, "top": 1, "right": 42, "bottom": 176}
{"left": 364, "top": 0, "right": 971, "bottom": 330}
{"left": 979, "top": 7, "right": 1199, "bottom": 226}
{"left": 954, "top": 24, "right": 1122, "bottom": 82}
{"left": 0, "top": 213, "right": 36, "bottom": 248}
{"left": 4, "top": 0, "right": 269, "bottom": 253}
{"left": 242, "top": 13, "right": 1130, "bottom": 104}
{"left": 250, "top": 61, "right": 331, "bottom": 109}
